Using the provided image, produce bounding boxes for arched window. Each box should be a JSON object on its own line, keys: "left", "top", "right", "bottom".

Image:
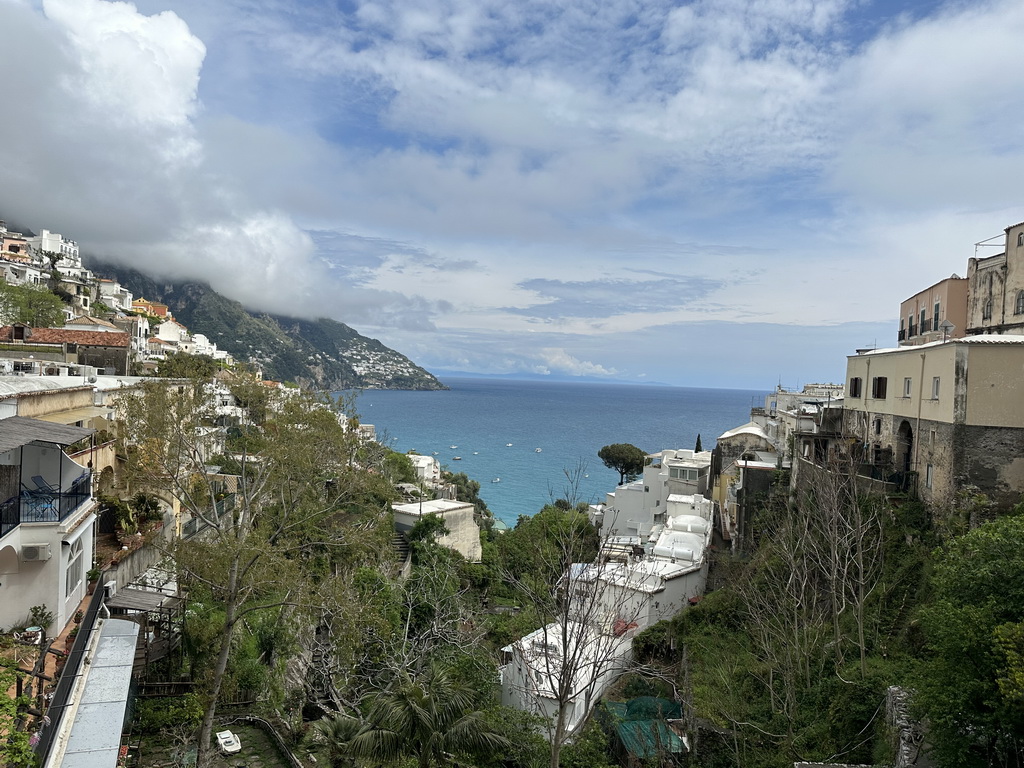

{"left": 983, "top": 298, "right": 993, "bottom": 321}
{"left": 1016, "top": 290, "right": 1024, "bottom": 316}
{"left": 1018, "top": 232, "right": 1024, "bottom": 247}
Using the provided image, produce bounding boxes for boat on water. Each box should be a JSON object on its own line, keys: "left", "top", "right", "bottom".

{"left": 491, "top": 477, "right": 501, "bottom": 483}
{"left": 453, "top": 456, "right": 462, "bottom": 460}
{"left": 535, "top": 447, "right": 542, "bottom": 452}
{"left": 473, "top": 451, "right": 479, "bottom": 455}
{"left": 450, "top": 445, "right": 458, "bottom": 449}
{"left": 506, "top": 443, "right": 513, "bottom": 447}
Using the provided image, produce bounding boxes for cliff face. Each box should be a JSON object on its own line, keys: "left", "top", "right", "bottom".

{"left": 90, "top": 263, "right": 447, "bottom": 391}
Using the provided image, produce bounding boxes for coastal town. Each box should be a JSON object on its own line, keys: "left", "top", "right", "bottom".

{"left": 2, "top": 215, "right": 1024, "bottom": 767}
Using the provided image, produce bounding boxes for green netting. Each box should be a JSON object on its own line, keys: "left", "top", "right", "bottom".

{"left": 623, "top": 696, "right": 681, "bottom": 721}
{"left": 615, "top": 720, "right": 686, "bottom": 758}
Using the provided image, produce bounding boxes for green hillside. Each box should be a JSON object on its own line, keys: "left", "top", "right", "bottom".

{"left": 89, "top": 262, "right": 446, "bottom": 391}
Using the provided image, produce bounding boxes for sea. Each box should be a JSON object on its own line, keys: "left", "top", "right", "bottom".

{"left": 347, "top": 377, "right": 765, "bottom": 527}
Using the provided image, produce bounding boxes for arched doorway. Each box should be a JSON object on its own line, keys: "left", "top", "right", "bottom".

{"left": 896, "top": 420, "right": 914, "bottom": 473}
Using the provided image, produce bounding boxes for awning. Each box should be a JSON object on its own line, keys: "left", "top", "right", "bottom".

{"left": 0, "top": 416, "right": 95, "bottom": 453}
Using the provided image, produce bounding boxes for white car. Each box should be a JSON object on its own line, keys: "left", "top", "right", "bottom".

{"left": 216, "top": 730, "right": 242, "bottom": 755}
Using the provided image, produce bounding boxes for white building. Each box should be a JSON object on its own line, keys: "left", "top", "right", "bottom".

{"left": 502, "top": 491, "right": 713, "bottom": 738}
{"left": 97, "top": 278, "right": 134, "bottom": 313}
{"left": 0, "top": 417, "right": 97, "bottom": 634}
{"left": 591, "top": 449, "right": 713, "bottom": 539}
{"left": 500, "top": 621, "right": 633, "bottom": 739}
{"left": 408, "top": 454, "right": 441, "bottom": 484}
{"left": 392, "top": 498, "right": 482, "bottom": 562}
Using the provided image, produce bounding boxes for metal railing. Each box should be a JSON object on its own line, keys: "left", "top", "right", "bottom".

{"left": 182, "top": 494, "right": 237, "bottom": 539}
{"left": 0, "top": 471, "right": 92, "bottom": 538}
{"left": 33, "top": 570, "right": 107, "bottom": 763}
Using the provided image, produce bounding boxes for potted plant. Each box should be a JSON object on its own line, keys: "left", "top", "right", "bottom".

{"left": 65, "top": 625, "right": 79, "bottom": 651}
{"left": 87, "top": 568, "right": 101, "bottom": 594}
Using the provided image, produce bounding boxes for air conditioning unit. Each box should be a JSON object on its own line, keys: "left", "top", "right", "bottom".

{"left": 22, "top": 544, "right": 51, "bottom": 562}
{"left": 104, "top": 580, "right": 117, "bottom": 599}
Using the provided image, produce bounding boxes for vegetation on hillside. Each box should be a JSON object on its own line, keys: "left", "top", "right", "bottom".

{"left": 88, "top": 261, "right": 446, "bottom": 390}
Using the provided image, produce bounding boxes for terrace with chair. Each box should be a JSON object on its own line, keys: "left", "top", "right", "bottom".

{"left": 0, "top": 417, "right": 94, "bottom": 538}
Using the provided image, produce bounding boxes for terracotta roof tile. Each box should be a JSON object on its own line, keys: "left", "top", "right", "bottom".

{"left": 0, "top": 326, "right": 130, "bottom": 347}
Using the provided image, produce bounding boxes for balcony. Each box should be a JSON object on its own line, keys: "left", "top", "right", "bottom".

{"left": 908, "top": 323, "right": 917, "bottom": 337}
{"left": 898, "top": 328, "right": 906, "bottom": 341}
{"left": 0, "top": 471, "right": 92, "bottom": 538}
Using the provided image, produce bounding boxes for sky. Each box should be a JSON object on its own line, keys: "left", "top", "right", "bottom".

{"left": 1, "top": 0, "right": 1022, "bottom": 389}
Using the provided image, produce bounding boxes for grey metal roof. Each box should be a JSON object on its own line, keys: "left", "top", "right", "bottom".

{"left": 57, "top": 618, "right": 139, "bottom": 768}
{"left": 0, "top": 416, "right": 94, "bottom": 452}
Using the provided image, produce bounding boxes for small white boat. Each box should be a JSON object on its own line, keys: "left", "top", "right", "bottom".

{"left": 450, "top": 445, "right": 458, "bottom": 449}
{"left": 506, "top": 443, "right": 513, "bottom": 447}
{"left": 473, "top": 451, "right": 479, "bottom": 455}
{"left": 535, "top": 448, "right": 542, "bottom": 452}
{"left": 453, "top": 456, "right": 462, "bottom": 461}
{"left": 491, "top": 477, "right": 501, "bottom": 483}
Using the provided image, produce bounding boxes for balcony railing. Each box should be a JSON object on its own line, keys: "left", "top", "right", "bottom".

{"left": 908, "top": 324, "right": 917, "bottom": 337}
{"left": 898, "top": 328, "right": 906, "bottom": 341}
{"left": 0, "top": 471, "right": 92, "bottom": 538}
{"left": 182, "top": 493, "right": 237, "bottom": 539}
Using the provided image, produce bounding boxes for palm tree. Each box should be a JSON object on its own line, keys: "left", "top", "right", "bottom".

{"left": 349, "top": 665, "right": 510, "bottom": 768}
{"left": 311, "top": 713, "right": 362, "bottom": 768}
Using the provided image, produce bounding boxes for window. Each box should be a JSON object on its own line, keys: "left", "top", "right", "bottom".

{"left": 933, "top": 301, "right": 940, "bottom": 329}
{"left": 930, "top": 429, "right": 937, "bottom": 445}
{"left": 932, "top": 376, "right": 940, "bottom": 399}
{"left": 873, "top": 418, "right": 882, "bottom": 435}
{"left": 848, "top": 377, "right": 863, "bottom": 398}
{"left": 1018, "top": 231, "right": 1024, "bottom": 247}
{"left": 903, "top": 377, "right": 912, "bottom": 397}
{"left": 1016, "top": 290, "right": 1024, "bottom": 316}
{"left": 920, "top": 308, "right": 927, "bottom": 333}
{"left": 871, "top": 376, "right": 887, "bottom": 399}
{"left": 925, "top": 463, "right": 934, "bottom": 489}
{"left": 65, "top": 538, "right": 83, "bottom": 598}
{"left": 983, "top": 298, "right": 993, "bottom": 321}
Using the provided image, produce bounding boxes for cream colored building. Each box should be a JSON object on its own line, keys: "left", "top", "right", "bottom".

{"left": 392, "top": 498, "right": 482, "bottom": 562}
{"left": 899, "top": 276, "right": 968, "bottom": 346}
{"left": 843, "top": 336, "right": 1024, "bottom": 509}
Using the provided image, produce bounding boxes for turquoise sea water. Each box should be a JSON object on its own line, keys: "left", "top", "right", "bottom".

{"left": 349, "top": 377, "right": 763, "bottom": 526}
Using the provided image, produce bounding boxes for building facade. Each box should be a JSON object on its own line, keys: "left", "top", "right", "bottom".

{"left": 843, "top": 336, "right": 1024, "bottom": 510}
{"left": 899, "top": 276, "right": 969, "bottom": 346}
{"left": 966, "top": 220, "right": 1024, "bottom": 337}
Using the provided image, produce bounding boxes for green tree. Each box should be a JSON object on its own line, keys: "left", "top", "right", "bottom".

{"left": 154, "top": 351, "right": 219, "bottom": 380}
{"left": 694, "top": 433, "right": 703, "bottom": 452}
{"left": 0, "top": 282, "right": 66, "bottom": 327}
{"left": 597, "top": 443, "right": 647, "bottom": 485}
{"left": 348, "top": 664, "right": 510, "bottom": 768}
{"left": 0, "top": 663, "right": 34, "bottom": 767}
{"left": 117, "top": 377, "right": 390, "bottom": 768}
{"left": 914, "top": 514, "right": 1024, "bottom": 767}
{"left": 310, "top": 713, "right": 362, "bottom": 768}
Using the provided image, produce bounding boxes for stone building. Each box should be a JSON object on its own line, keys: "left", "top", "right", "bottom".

{"left": 966, "top": 219, "right": 1024, "bottom": 337}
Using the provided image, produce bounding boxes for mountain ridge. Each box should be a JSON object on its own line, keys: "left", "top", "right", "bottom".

{"left": 87, "top": 260, "right": 446, "bottom": 392}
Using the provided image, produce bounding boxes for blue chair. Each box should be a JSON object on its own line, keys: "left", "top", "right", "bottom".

{"left": 31, "top": 476, "right": 59, "bottom": 495}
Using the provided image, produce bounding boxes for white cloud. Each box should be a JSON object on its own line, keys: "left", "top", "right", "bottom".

{"left": 3, "top": 0, "right": 1024, "bottom": 384}
{"left": 537, "top": 348, "right": 618, "bottom": 377}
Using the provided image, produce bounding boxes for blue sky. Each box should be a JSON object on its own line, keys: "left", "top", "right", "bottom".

{"left": 1, "top": 0, "right": 1022, "bottom": 388}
